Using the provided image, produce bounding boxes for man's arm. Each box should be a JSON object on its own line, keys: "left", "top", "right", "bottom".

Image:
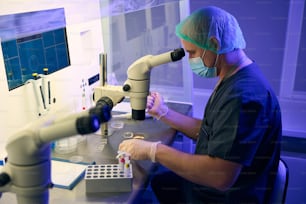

{"left": 155, "top": 143, "right": 242, "bottom": 191}
{"left": 159, "top": 108, "right": 202, "bottom": 140}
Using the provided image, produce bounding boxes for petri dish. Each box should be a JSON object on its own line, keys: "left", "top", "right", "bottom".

{"left": 123, "top": 132, "right": 134, "bottom": 139}
{"left": 110, "top": 121, "right": 124, "bottom": 129}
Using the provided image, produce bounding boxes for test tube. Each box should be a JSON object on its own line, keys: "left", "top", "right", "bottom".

{"left": 43, "top": 68, "right": 51, "bottom": 106}
{"left": 30, "top": 73, "right": 42, "bottom": 116}
{"left": 124, "top": 161, "right": 131, "bottom": 177}
{"left": 119, "top": 157, "right": 125, "bottom": 172}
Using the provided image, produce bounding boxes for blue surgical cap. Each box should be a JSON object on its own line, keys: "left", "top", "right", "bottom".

{"left": 176, "top": 6, "right": 246, "bottom": 54}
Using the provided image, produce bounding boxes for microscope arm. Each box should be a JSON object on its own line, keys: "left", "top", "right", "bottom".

{"left": 126, "top": 48, "right": 185, "bottom": 80}
{"left": 94, "top": 48, "right": 185, "bottom": 120}
{"left": 123, "top": 48, "right": 185, "bottom": 120}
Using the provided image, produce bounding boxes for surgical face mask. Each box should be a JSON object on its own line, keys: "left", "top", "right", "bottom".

{"left": 189, "top": 50, "right": 218, "bottom": 78}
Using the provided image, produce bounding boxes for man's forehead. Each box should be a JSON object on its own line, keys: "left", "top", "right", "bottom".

{"left": 181, "top": 39, "right": 199, "bottom": 53}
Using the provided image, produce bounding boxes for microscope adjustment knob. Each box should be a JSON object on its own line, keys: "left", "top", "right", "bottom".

{"left": 0, "top": 172, "right": 10, "bottom": 187}
{"left": 123, "top": 84, "right": 131, "bottom": 92}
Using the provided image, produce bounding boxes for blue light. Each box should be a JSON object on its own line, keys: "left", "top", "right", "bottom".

{"left": 92, "top": 116, "right": 100, "bottom": 131}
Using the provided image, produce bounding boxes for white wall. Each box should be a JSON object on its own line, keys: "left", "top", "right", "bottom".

{"left": 0, "top": 0, "right": 104, "bottom": 156}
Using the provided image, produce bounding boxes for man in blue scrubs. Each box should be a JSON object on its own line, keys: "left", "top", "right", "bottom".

{"left": 119, "top": 6, "right": 282, "bottom": 203}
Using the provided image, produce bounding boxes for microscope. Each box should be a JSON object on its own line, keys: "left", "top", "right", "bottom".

{"left": 0, "top": 48, "right": 185, "bottom": 204}
{"left": 94, "top": 48, "right": 185, "bottom": 120}
{"left": 0, "top": 97, "right": 113, "bottom": 204}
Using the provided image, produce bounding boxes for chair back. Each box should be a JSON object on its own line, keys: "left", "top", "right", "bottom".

{"left": 269, "top": 158, "right": 289, "bottom": 204}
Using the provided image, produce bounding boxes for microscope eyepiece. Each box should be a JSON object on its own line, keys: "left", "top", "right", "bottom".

{"left": 89, "top": 96, "right": 113, "bottom": 123}
{"left": 170, "top": 48, "right": 185, "bottom": 61}
{"left": 76, "top": 115, "right": 100, "bottom": 135}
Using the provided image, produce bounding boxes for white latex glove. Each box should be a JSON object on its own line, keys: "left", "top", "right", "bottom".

{"left": 119, "top": 139, "right": 161, "bottom": 162}
{"left": 146, "top": 92, "right": 168, "bottom": 120}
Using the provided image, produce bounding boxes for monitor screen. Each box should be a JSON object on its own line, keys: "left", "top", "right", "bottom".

{"left": 0, "top": 8, "right": 70, "bottom": 90}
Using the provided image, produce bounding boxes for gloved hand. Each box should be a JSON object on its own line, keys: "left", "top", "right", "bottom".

{"left": 146, "top": 92, "right": 168, "bottom": 120}
{"left": 119, "top": 139, "right": 161, "bottom": 162}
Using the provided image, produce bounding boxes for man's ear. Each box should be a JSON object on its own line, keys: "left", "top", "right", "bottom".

{"left": 208, "top": 37, "right": 220, "bottom": 52}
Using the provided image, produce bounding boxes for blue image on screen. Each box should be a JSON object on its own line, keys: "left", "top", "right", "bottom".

{"left": 0, "top": 8, "right": 70, "bottom": 91}
{"left": 1, "top": 28, "right": 70, "bottom": 90}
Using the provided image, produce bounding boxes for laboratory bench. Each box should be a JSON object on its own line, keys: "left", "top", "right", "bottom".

{"left": 0, "top": 102, "right": 192, "bottom": 204}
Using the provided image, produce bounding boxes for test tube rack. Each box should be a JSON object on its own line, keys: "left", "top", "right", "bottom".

{"left": 85, "top": 164, "right": 133, "bottom": 193}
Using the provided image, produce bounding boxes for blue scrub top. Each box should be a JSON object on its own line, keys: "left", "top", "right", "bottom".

{"left": 192, "top": 62, "right": 282, "bottom": 203}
